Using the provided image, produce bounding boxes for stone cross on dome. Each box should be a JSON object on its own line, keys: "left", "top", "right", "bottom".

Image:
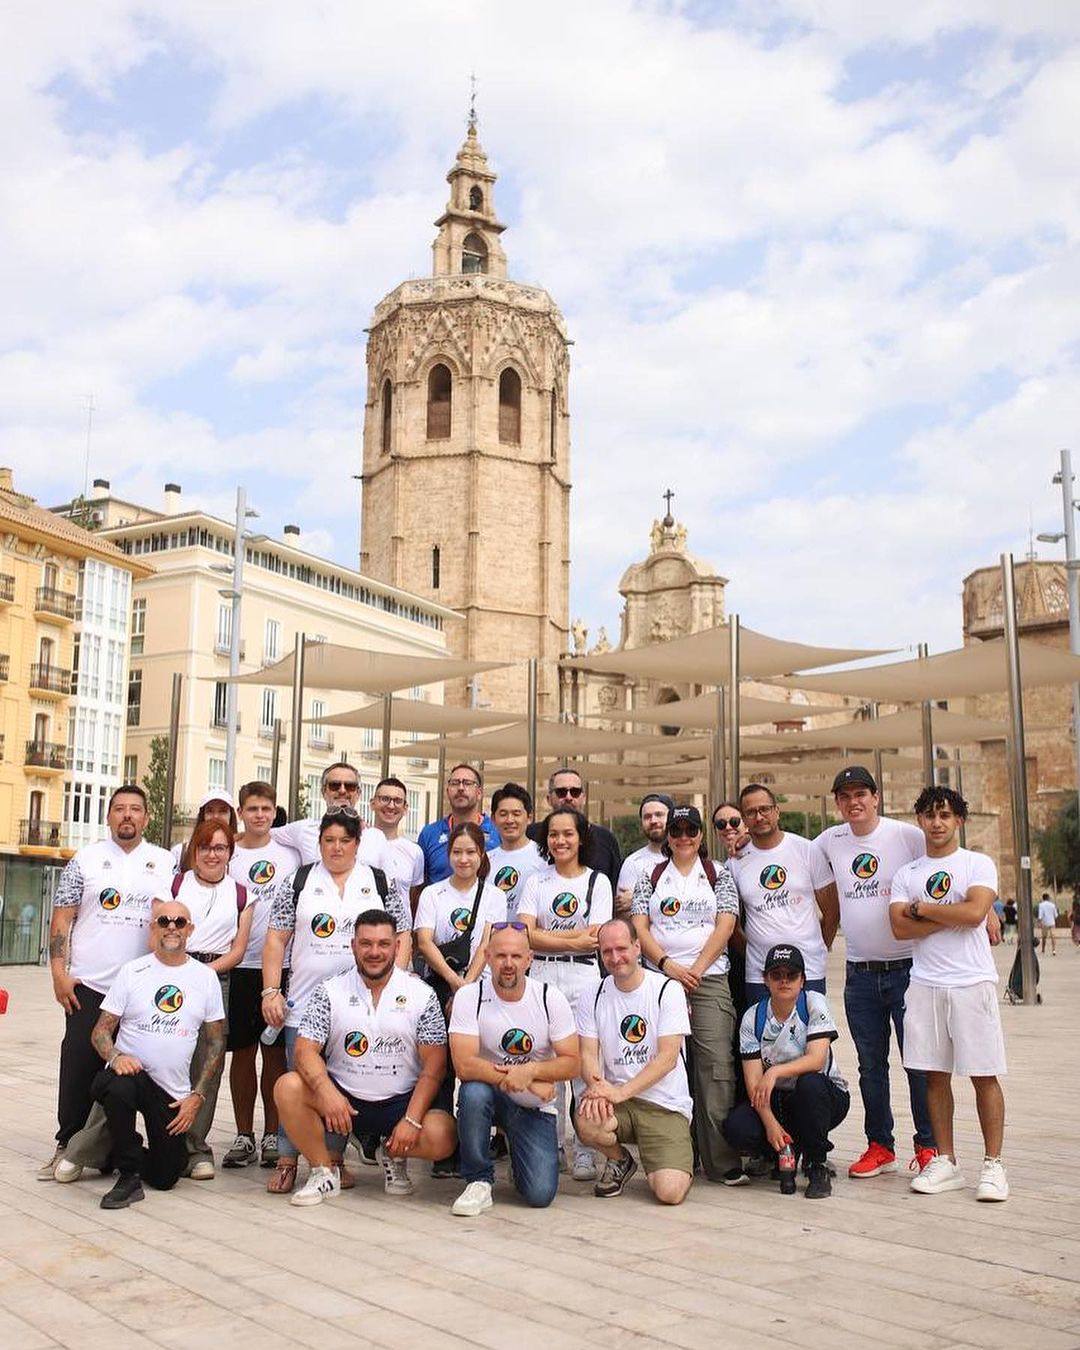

{"left": 662, "top": 487, "right": 675, "bottom": 524}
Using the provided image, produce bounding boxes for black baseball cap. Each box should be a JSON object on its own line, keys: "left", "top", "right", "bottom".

{"left": 639, "top": 793, "right": 675, "bottom": 818}
{"left": 832, "top": 765, "right": 877, "bottom": 794}
{"left": 668, "top": 805, "right": 703, "bottom": 831}
{"left": 763, "top": 944, "right": 806, "bottom": 976}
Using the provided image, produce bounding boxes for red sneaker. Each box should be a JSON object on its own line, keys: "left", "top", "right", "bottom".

{"left": 910, "top": 1146, "right": 937, "bottom": 1174}
{"left": 848, "top": 1142, "right": 898, "bottom": 1178}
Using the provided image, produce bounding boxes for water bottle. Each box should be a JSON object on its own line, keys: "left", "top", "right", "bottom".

{"left": 260, "top": 1023, "right": 281, "bottom": 1045}
{"left": 778, "top": 1141, "right": 796, "bottom": 1195}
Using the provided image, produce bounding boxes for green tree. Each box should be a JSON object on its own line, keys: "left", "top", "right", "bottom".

{"left": 610, "top": 813, "right": 642, "bottom": 858}
{"left": 141, "top": 734, "right": 170, "bottom": 846}
{"left": 297, "top": 778, "right": 311, "bottom": 821}
{"left": 1035, "top": 798, "right": 1080, "bottom": 892}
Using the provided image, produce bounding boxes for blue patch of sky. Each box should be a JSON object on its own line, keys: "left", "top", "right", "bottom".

{"left": 142, "top": 354, "right": 311, "bottom": 437}
{"left": 836, "top": 27, "right": 996, "bottom": 104}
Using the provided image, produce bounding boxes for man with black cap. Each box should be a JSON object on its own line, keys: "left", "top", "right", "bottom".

{"left": 813, "top": 765, "right": 935, "bottom": 1181}
{"left": 614, "top": 794, "right": 674, "bottom": 917}
{"left": 723, "top": 943, "right": 850, "bottom": 1199}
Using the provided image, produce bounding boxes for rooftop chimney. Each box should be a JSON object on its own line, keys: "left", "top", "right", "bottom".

{"left": 283, "top": 524, "right": 301, "bottom": 538}
{"left": 163, "top": 482, "right": 182, "bottom": 515}
{"left": 91, "top": 478, "right": 110, "bottom": 495}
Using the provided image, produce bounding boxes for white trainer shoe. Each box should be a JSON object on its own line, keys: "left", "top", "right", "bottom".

{"left": 188, "top": 1158, "right": 215, "bottom": 1181}
{"left": 378, "top": 1145, "right": 414, "bottom": 1197}
{"left": 290, "top": 1165, "right": 342, "bottom": 1207}
{"left": 571, "top": 1149, "right": 598, "bottom": 1182}
{"left": 976, "top": 1157, "right": 1009, "bottom": 1202}
{"left": 37, "top": 1146, "right": 64, "bottom": 1181}
{"left": 451, "top": 1180, "right": 494, "bottom": 1217}
{"left": 53, "top": 1159, "right": 84, "bottom": 1183}
{"left": 910, "top": 1154, "right": 966, "bottom": 1194}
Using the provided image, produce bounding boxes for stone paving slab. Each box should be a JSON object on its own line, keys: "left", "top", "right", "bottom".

{"left": 1, "top": 941, "right": 1079, "bottom": 1349}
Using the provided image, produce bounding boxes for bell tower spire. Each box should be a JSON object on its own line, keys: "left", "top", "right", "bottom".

{"left": 432, "top": 83, "right": 507, "bottom": 279}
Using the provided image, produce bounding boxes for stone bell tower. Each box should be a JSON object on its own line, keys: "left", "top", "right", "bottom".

{"left": 359, "top": 114, "right": 571, "bottom": 713}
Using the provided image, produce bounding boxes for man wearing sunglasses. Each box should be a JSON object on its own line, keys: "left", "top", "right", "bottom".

{"left": 417, "top": 764, "right": 500, "bottom": 886}
{"left": 86, "top": 899, "right": 226, "bottom": 1209}
{"left": 526, "top": 768, "right": 622, "bottom": 890}
{"left": 41, "top": 785, "right": 175, "bottom": 1182}
{"left": 272, "top": 762, "right": 391, "bottom": 873}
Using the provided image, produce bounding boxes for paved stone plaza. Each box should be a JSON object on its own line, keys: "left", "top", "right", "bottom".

{"left": 1, "top": 941, "right": 1078, "bottom": 1349}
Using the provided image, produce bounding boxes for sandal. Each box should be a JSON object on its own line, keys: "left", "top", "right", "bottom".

{"left": 266, "top": 1159, "right": 297, "bottom": 1194}
{"left": 330, "top": 1155, "right": 355, "bottom": 1190}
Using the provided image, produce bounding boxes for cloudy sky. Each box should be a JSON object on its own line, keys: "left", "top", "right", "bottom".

{"left": 3, "top": 1, "right": 1077, "bottom": 656}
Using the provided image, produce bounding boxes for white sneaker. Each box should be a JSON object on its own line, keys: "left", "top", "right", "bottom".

{"left": 290, "top": 1165, "right": 341, "bottom": 1207}
{"left": 976, "top": 1157, "right": 1009, "bottom": 1202}
{"left": 378, "top": 1145, "right": 414, "bottom": 1197}
{"left": 910, "top": 1154, "right": 966, "bottom": 1194}
{"left": 37, "top": 1146, "right": 64, "bottom": 1181}
{"left": 188, "top": 1158, "right": 215, "bottom": 1181}
{"left": 53, "top": 1159, "right": 84, "bottom": 1184}
{"left": 571, "top": 1149, "right": 598, "bottom": 1181}
{"left": 451, "top": 1180, "right": 494, "bottom": 1217}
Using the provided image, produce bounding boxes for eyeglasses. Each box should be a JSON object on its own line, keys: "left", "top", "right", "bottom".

{"left": 743, "top": 804, "right": 777, "bottom": 818}
{"left": 374, "top": 794, "right": 406, "bottom": 808}
{"left": 197, "top": 844, "right": 230, "bottom": 856}
{"left": 324, "top": 780, "right": 359, "bottom": 793}
{"left": 714, "top": 816, "right": 742, "bottom": 830}
{"left": 667, "top": 824, "right": 701, "bottom": 839}
{"left": 447, "top": 777, "right": 480, "bottom": 789}
{"left": 491, "top": 922, "right": 528, "bottom": 932}
{"left": 767, "top": 968, "right": 799, "bottom": 981}
{"left": 325, "top": 804, "right": 359, "bottom": 819}
{"left": 155, "top": 915, "right": 189, "bottom": 930}
{"left": 552, "top": 786, "right": 584, "bottom": 799}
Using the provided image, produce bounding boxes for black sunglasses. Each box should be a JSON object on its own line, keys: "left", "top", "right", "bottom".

{"left": 491, "top": 921, "right": 528, "bottom": 932}
{"left": 155, "top": 915, "right": 189, "bottom": 930}
{"left": 714, "top": 816, "right": 742, "bottom": 830}
{"left": 667, "top": 824, "right": 701, "bottom": 839}
{"left": 324, "top": 780, "right": 359, "bottom": 793}
{"left": 552, "top": 786, "right": 584, "bottom": 798}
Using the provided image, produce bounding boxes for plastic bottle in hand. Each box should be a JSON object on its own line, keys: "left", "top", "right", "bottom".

{"left": 260, "top": 1023, "right": 281, "bottom": 1045}
{"left": 778, "top": 1141, "right": 796, "bottom": 1194}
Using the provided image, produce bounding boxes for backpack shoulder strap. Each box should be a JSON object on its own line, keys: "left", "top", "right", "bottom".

{"left": 753, "top": 995, "right": 770, "bottom": 1042}
{"left": 292, "top": 862, "right": 315, "bottom": 904}
{"left": 701, "top": 857, "right": 718, "bottom": 887}
{"left": 649, "top": 861, "right": 667, "bottom": 889}
{"left": 370, "top": 866, "right": 389, "bottom": 904}
{"left": 584, "top": 868, "right": 598, "bottom": 919}
{"left": 235, "top": 882, "right": 248, "bottom": 916}
{"left": 594, "top": 974, "right": 609, "bottom": 1014}
{"left": 477, "top": 979, "right": 485, "bottom": 1017}
{"left": 170, "top": 872, "right": 183, "bottom": 899}
{"left": 542, "top": 982, "right": 549, "bottom": 1016}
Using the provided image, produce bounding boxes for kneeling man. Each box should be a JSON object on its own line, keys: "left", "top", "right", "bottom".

{"left": 275, "top": 909, "right": 456, "bottom": 1206}
{"left": 575, "top": 918, "right": 694, "bottom": 1205}
{"left": 449, "top": 922, "right": 580, "bottom": 1216}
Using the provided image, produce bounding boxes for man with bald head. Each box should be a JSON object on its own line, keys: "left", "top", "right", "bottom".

{"left": 87, "top": 898, "right": 226, "bottom": 1209}
{"left": 449, "top": 922, "right": 580, "bottom": 1216}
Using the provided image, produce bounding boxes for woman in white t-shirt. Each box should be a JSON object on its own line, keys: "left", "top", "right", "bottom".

{"left": 174, "top": 819, "right": 253, "bottom": 1178}
{"left": 631, "top": 804, "right": 741, "bottom": 1183}
{"left": 415, "top": 822, "right": 504, "bottom": 1001}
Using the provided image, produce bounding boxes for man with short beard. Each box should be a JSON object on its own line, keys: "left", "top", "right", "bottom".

{"left": 449, "top": 923, "right": 580, "bottom": 1216}
{"left": 273, "top": 761, "right": 390, "bottom": 871}
{"left": 615, "top": 794, "right": 673, "bottom": 917}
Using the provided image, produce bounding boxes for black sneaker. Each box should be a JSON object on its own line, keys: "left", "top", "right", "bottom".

{"left": 594, "top": 1150, "right": 638, "bottom": 1198}
{"left": 721, "top": 1167, "right": 750, "bottom": 1186}
{"left": 358, "top": 1133, "right": 380, "bottom": 1167}
{"left": 490, "top": 1131, "right": 509, "bottom": 1161}
{"left": 431, "top": 1149, "right": 460, "bottom": 1179}
{"left": 805, "top": 1162, "right": 832, "bottom": 1199}
{"left": 802, "top": 1157, "right": 836, "bottom": 1178}
{"left": 744, "top": 1154, "right": 770, "bottom": 1179}
{"left": 101, "top": 1173, "right": 145, "bottom": 1210}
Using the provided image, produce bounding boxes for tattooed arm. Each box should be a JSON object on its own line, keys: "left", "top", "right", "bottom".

{"left": 48, "top": 908, "right": 80, "bottom": 1013}
{"left": 90, "top": 1010, "right": 142, "bottom": 1074}
{"left": 168, "top": 1017, "right": 226, "bottom": 1136}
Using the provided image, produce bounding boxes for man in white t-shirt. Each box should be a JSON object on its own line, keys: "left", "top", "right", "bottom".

{"left": 889, "top": 787, "right": 1008, "bottom": 1203}
{"left": 813, "top": 765, "right": 935, "bottom": 1180}
{"left": 574, "top": 918, "right": 694, "bottom": 1205}
{"left": 614, "top": 793, "right": 673, "bottom": 917}
{"left": 42, "top": 785, "right": 174, "bottom": 1180}
{"left": 272, "top": 762, "right": 391, "bottom": 872}
{"left": 486, "top": 783, "right": 546, "bottom": 920}
{"left": 369, "top": 776, "right": 425, "bottom": 912}
{"left": 449, "top": 923, "right": 580, "bottom": 1216}
{"left": 88, "top": 897, "right": 226, "bottom": 1209}
{"left": 727, "top": 784, "right": 839, "bottom": 1004}
{"left": 1037, "top": 893, "right": 1058, "bottom": 954}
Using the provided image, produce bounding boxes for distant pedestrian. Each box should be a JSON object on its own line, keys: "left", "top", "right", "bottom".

{"left": 1037, "top": 894, "right": 1058, "bottom": 955}
{"left": 1002, "top": 899, "right": 1017, "bottom": 944}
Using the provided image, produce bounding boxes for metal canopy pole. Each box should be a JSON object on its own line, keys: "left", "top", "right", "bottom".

{"left": 870, "top": 702, "right": 885, "bottom": 812}
{"left": 526, "top": 657, "right": 539, "bottom": 813}
{"left": 161, "top": 673, "right": 182, "bottom": 849}
{"left": 1054, "top": 449, "right": 1080, "bottom": 824}
{"left": 288, "top": 635, "right": 307, "bottom": 821}
{"left": 269, "top": 718, "right": 283, "bottom": 794}
{"left": 918, "top": 641, "right": 934, "bottom": 785}
{"left": 728, "top": 617, "right": 741, "bottom": 800}
{"left": 380, "top": 693, "right": 393, "bottom": 782}
{"left": 224, "top": 486, "right": 248, "bottom": 797}
{"left": 954, "top": 747, "right": 966, "bottom": 847}
{"left": 1002, "top": 554, "right": 1037, "bottom": 1005}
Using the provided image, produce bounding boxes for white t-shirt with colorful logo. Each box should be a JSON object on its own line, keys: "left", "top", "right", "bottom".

{"left": 631, "top": 857, "right": 740, "bottom": 976}
{"left": 891, "top": 848, "right": 999, "bottom": 988}
{"left": 229, "top": 839, "right": 301, "bottom": 969}
{"left": 486, "top": 842, "right": 547, "bottom": 919}
{"left": 814, "top": 817, "right": 925, "bottom": 962}
{"left": 738, "top": 990, "right": 847, "bottom": 1092}
{"left": 516, "top": 866, "right": 614, "bottom": 933}
{"left": 414, "top": 878, "right": 507, "bottom": 963}
{"left": 380, "top": 835, "right": 425, "bottom": 896}
{"left": 576, "top": 970, "right": 693, "bottom": 1120}
{"left": 727, "top": 834, "right": 834, "bottom": 982}
{"left": 53, "top": 838, "right": 176, "bottom": 994}
{"left": 616, "top": 843, "right": 665, "bottom": 898}
{"left": 449, "top": 975, "right": 577, "bottom": 1114}
{"left": 175, "top": 872, "right": 247, "bottom": 958}
{"left": 298, "top": 964, "right": 446, "bottom": 1101}
{"left": 102, "top": 953, "right": 226, "bottom": 1100}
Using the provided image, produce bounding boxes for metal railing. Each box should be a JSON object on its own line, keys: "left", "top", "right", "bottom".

{"left": 0, "top": 574, "right": 14, "bottom": 603}
{"left": 307, "top": 731, "right": 334, "bottom": 751}
{"left": 25, "top": 739, "right": 69, "bottom": 770}
{"left": 126, "top": 704, "right": 141, "bottom": 727}
{"left": 211, "top": 713, "right": 242, "bottom": 731}
{"left": 29, "top": 663, "right": 72, "bottom": 695}
{"left": 0, "top": 654, "right": 8, "bottom": 681}
{"left": 20, "top": 818, "right": 63, "bottom": 846}
{"left": 34, "top": 586, "right": 78, "bottom": 619}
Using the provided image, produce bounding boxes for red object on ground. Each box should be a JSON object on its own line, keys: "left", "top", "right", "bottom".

{"left": 0, "top": 988, "right": 8, "bottom": 1014}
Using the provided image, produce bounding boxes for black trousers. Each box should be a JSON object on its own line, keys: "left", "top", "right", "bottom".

{"left": 56, "top": 984, "right": 106, "bottom": 1146}
{"left": 723, "top": 1074, "right": 850, "bottom": 1166}
{"left": 92, "top": 1068, "right": 188, "bottom": 1189}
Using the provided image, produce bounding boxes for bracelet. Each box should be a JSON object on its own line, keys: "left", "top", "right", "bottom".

{"left": 107, "top": 1053, "right": 120, "bottom": 1069}
{"left": 261, "top": 987, "right": 281, "bottom": 997}
{"left": 190, "top": 1090, "right": 206, "bottom": 1102}
{"left": 658, "top": 956, "right": 669, "bottom": 971}
{"left": 404, "top": 1114, "right": 423, "bottom": 1131}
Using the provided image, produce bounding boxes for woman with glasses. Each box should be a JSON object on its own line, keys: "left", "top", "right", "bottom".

{"left": 172, "top": 791, "right": 238, "bottom": 872}
{"left": 260, "top": 811, "right": 411, "bottom": 1195}
{"left": 630, "top": 805, "right": 742, "bottom": 1184}
{"left": 517, "top": 807, "right": 613, "bottom": 1179}
{"left": 174, "top": 818, "right": 254, "bottom": 1179}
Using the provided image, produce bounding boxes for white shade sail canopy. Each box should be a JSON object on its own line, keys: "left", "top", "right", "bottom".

{"left": 592, "top": 689, "right": 845, "bottom": 730}
{"left": 227, "top": 642, "right": 507, "bottom": 695}
{"left": 312, "top": 701, "right": 516, "bottom": 733}
{"left": 398, "top": 721, "right": 712, "bottom": 762}
{"left": 739, "top": 707, "right": 1011, "bottom": 752}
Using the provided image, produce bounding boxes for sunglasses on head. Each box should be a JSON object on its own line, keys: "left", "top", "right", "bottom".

{"left": 491, "top": 921, "right": 528, "bottom": 932}
{"left": 325, "top": 804, "right": 359, "bottom": 819}
{"left": 155, "top": 915, "right": 189, "bottom": 930}
{"left": 325, "top": 780, "right": 359, "bottom": 793}
{"left": 552, "top": 786, "right": 584, "bottom": 798}
{"left": 714, "top": 815, "right": 742, "bottom": 830}
{"left": 667, "top": 823, "right": 701, "bottom": 839}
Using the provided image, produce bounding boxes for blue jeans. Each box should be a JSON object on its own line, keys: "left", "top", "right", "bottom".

{"left": 743, "top": 976, "right": 826, "bottom": 1007}
{"left": 843, "top": 962, "right": 933, "bottom": 1151}
{"left": 457, "top": 1080, "right": 559, "bottom": 1207}
{"left": 278, "top": 1025, "right": 348, "bottom": 1162}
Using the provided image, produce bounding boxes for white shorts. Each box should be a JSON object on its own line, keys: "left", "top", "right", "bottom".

{"left": 902, "top": 981, "right": 1007, "bottom": 1078}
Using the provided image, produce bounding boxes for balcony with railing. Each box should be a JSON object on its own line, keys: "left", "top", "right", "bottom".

{"left": 24, "top": 739, "right": 69, "bottom": 773}
{"left": 20, "top": 818, "right": 64, "bottom": 849}
{"left": 307, "top": 730, "right": 334, "bottom": 751}
{"left": 29, "top": 663, "right": 72, "bottom": 697}
{"left": 210, "top": 713, "right": 242, "bottom": 732}
{"left": 0, "top": 573, "right": 15, "bottom": 605}
{"left": 34, "top": 586, "right": 78, "bottom": 622}
{"left": 214, "top": 639, "right": 246, "bottom": 658}
{"left": 0, "top": 654, "right": 8, "bottom": 682}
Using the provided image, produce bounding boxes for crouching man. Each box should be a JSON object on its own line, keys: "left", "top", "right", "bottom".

{"left": 275, "top": 909, "right": 456, "bottom": 1206}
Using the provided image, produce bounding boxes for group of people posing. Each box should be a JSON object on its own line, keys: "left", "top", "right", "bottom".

{"left": 39, "top": 757, "right": 1010, "bottom": 1216}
